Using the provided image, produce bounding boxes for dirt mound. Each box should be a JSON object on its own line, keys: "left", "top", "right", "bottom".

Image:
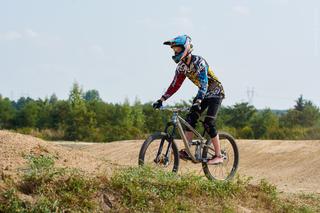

{"left": 1, "top": 130, "right": 320, "bottom": 194}
{"left": 0, "top": 130, "right": 112, "bottom": 183}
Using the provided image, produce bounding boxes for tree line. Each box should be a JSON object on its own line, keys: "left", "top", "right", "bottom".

{"left": 0, "top": 83, "right": 319, "bottom": 142}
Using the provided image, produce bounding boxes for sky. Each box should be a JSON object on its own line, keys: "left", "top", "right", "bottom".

{"left": 1, "top": 0, "right": 319, "bottom": 109}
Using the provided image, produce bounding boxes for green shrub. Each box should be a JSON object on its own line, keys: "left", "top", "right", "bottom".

{"left": 21, "top": 154, "right": 59, "bottom": 194}
{"left": 109, "top": 166, "right": 247, "bottom": 212}
{"left": 220, "top": 127, "right": 237, "bottom": 138}
{"left": 0, "top": 188, "right": 26, "bottom": 213}
{"left": 1, "top": 156, "right": 319, "bottom": 212}
{"left": 239, "top": 126, "right": 254, "bottom": 139}
{"left": 304, "top": 127, "right": 320, "bottom": 139}
{"left": 1, "top": 155, "right": 100, "bottom": 212}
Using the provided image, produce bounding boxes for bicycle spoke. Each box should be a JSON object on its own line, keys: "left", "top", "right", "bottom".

{"left": 203, "top": 134, "right": 239, "bottom": 181}
{"left": 222, "top": 164, "right": 229, "bottom": 177}
{"left": 143, "top": 139, "right": 175, "bottom": 172}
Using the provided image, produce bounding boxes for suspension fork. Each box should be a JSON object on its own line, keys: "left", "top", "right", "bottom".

{"left": 155, "top": 122, "right": 175, "bottom": 162}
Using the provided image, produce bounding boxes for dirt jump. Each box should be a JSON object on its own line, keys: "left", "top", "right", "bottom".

{"left": 1, "top": 130, "right": 319, "bottom": 194}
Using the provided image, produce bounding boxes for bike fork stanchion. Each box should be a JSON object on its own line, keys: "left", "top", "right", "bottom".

{"left": 163, "top": 124, "right": 176, "bottom": 165}
{"left": 154, "top": 137, "right": 166, "bottom": 163}
{"left": 163, "top": 138, "right": 173, "bottom": 165}
{"left": 154, "top": 123, "right": 175, "bottom": 165}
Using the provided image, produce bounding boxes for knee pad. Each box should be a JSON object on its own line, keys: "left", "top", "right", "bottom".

{"left": 185, "top": 111, "right": 200, "bottom": 131}
{"left": 204, "top": 116, "right": 217, "bottom": 138}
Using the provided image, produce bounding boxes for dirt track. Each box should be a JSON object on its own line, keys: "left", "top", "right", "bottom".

{"left": 1, "top": 130, "right": 320, "bottom": 194}
{"left": 61, "top": 139, "right": 320, "bottom": 193}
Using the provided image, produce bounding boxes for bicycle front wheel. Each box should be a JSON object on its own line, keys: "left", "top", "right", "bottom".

{"left": 202, "top": 132, "right": 239, "bottom": 181}
{"left": 138, "top": 132, "right": 179, "bottom": 172}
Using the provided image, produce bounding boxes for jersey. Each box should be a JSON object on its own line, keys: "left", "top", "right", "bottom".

{"left": 162, "top": 55, "right": 225, "bottom": 101}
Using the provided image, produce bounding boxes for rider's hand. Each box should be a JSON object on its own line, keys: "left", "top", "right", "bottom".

{"left": 191, "top": 99, "right": 202, "bottom": 112}
{"left": 153, "top": 99, "right": 163, "bottom": 109}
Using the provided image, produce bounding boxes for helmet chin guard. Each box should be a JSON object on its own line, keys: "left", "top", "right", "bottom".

{"left": 164, "top": 35, "right": 193, "bottom": 63}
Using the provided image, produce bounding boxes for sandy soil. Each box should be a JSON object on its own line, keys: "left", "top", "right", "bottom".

{"left": 1, "top": 130, "right": 320, "bottom": 194}
{"left": 0, "top": 130, "right": 113, "bottom": 181}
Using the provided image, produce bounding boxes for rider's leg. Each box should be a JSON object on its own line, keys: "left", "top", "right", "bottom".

{"left": 181, "top": 100, "right": 207, "bottom": 158}
{"left": 211, "top": 134, "right": 222, "bottom": 157}
{"left": 185, "top": 98, "right": 208, "bottom": 142}
{"left": 185, "top": 105, "right": 203, "bottom": 142}
{"left": 204, "top": 116, "right": 223, "bottom": 164}
{"left": 181, "top": 114, "right": 198, "bottom": 159}
{"left": 203, "top": 97, "right": 223, "bottom": 165}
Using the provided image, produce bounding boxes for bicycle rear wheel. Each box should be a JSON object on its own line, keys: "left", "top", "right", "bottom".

{"left": 138, "top": 132, "right": 179, "bottom": 172}
{"left": 202, "top": 132, "right": 239, "bottom": 181}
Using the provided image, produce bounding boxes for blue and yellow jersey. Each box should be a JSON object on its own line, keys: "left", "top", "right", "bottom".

{"left": 163, "top": 55, "right": 224, "bottom": 100}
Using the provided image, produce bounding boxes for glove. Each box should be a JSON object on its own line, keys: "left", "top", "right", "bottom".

{"left": 153, "top": 99, "right": 163, "bottom": 109}
{"left": 191, "top": 99, "right": 201, "bottom": 112}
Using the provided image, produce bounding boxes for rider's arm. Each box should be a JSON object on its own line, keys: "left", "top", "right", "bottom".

{"left": 162, "top": 71, "right": 186, "bottom": 100}
{"left": 195, "top": 64, "right": 208, "bottom": 101}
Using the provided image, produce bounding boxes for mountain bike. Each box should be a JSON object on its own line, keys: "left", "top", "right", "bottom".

{"left": 138, "top": 107, "right": 239, "bottom": 181}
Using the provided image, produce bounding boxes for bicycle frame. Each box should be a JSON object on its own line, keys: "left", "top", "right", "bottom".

{"left": 140, "top": 107, "right": 239, "bottom": 180}
{"left": 163, "top": 108, "right": 212, "bottom": 163}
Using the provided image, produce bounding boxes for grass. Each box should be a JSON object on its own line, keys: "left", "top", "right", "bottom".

{"left": 0, "top": 155, "right": 319, "bottom": 212}
{"left": 1, "top": 154, "right": 100, "bottom": 212}
{"left": 107, "top": 166, "right": 318, "bottom": 212}
{"left": 108, "top": 166, "right": 248, "bottom": 212}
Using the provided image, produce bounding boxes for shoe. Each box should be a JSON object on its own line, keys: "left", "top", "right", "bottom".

{"left": 207, "top": 155, "right": 223, "bottom": 165}
{"left": 179, "top": 149, "right": 192, "bottom": 161}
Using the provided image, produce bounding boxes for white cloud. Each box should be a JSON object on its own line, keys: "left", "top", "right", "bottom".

{"left": 0, "top": 29, "right": 40, "bottom": 41}
{"left": 232, "top": 5, "right": 250, "bottom": 16}
{"left": 178, "top": 5, "right": 192, "bottom": 15}
{"left": 88, "top": 45, "right": 106, "bottom": 57}
{"left": 0, "top": 31, "right": 23, "bottom": 40}
{"left": 25, "top": 29, "right": 39, "bottom": 38}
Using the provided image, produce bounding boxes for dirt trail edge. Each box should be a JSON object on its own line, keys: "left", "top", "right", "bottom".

{"left": 1, "top": 130, "right": 319, "bottom": 193}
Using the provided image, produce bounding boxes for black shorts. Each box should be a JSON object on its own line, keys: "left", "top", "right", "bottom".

{"left": 186, "top": 97, "right": 222, "bottom": 137}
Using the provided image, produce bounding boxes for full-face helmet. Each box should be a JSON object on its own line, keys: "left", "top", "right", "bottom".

{"left": 163, "top": 35, "right": 193, "bottom": 63}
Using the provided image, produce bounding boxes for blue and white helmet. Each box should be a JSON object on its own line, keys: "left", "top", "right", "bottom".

{"left": 163, "top": 35, "right": 193, "bottom": 63}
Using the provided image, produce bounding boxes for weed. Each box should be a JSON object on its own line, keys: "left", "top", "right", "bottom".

{"left": 259, "top": 179, "right": 278, "bottom": 202}
{"left": 1, "top": 155, "right": 100, "bottom": 212}
{"left": 21, "top": 154, "right": 61, "bottom": 194}
{"left": 109, "top": 166, "right": 247, "bottom": 212}
{"left": 0, "top": 188, "right": 26, "bottom": 213}
{"left": 1, "top": 158, "right": 319, "bottom": 213}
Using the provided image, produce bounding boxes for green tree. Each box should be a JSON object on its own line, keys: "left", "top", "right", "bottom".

{"left": 302, "top": 101, "right": 320, "bottom": 126}
{"left": 250, "top": 109, "right": 279, "bottom": 138}
{"left": 294, "top": 95, "right": 305, "bottom": 111}
{"left": 239, "top": 126, "right": 254, "bottom": 139}
{"left": 65, "top": 82, "right": 97, "bottom": 141}
{"left": 83, "top": 89, "right": 101, "bottom": 102}
{"left": 16, "top": 101, "right": 40, "bottom": 128}
{"left": 35, "top": 98, "right": 52, "bottom": 129}
{"left": 142, "top": 102, "right": 168, "bottom": 133}
{"left": 131, "top": 98, "right": 145, "bottom": 130}
{"left": 49, "top": 94, "right": 58, "bottom": 104}
{"left": 49, "top": 100, "right": 70, "bottom": 130}
{"left": 0, "top": 96, "right": 16, "bottom": 128}
{"left": 280, "top": 96, "right": 320, "bottom": 128}
{"left": 224, "top": 102, "right": 256, "bottom": 129}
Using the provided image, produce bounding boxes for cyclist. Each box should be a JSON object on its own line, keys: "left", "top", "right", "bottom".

{"left": 153, "top": 35, "right": 225, "bottom": 165}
